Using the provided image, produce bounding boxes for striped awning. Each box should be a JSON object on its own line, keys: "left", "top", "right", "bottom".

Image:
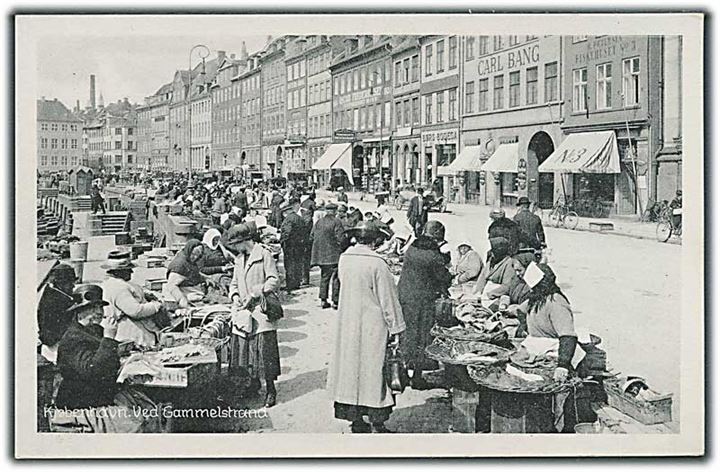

{"left": 539, "top": 131, "right": 621, "bottom": 174}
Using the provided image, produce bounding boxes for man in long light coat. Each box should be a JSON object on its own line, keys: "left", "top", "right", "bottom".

{"left": 327, "top": 223, "right": 406, "bottom": 433}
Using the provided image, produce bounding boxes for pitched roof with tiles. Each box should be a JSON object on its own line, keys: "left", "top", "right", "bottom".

{"left": 37, "top": 99, "right": 82, "bottom": 122}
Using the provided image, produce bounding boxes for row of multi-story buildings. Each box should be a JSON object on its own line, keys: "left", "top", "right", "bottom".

{"left": 37, "top": 34, "right": 683, "bottom": 214}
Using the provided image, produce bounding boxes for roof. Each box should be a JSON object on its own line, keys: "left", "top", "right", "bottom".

{"left": 154, "top": 82, "right": 173, "bottom": 96}
{"left": 37, "top": 99, "right": 82, "bottom": 123}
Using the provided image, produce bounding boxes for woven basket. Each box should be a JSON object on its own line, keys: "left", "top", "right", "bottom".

{"left": 431, "top": 324, "right": 509, "bottom": 344}
{"left": 425, "top": 337, "right": 511, "bottom": 366}
{"left": 604, "top": 378, "right": 673, "bottom": 425}
{"left": 468, "top": 364, "right": 578, "bottom": 394}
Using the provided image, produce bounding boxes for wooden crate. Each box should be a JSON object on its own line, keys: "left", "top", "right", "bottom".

{"left": 138, "top": 361, "right": 219, "bottom": 389}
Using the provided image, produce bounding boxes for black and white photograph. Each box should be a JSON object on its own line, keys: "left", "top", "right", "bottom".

{"left": 13, "top": 12, "right": 705, "bottom": 458}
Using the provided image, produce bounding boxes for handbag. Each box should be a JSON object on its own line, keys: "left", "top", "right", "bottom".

{"left": 385, "top": 344, "right": 410, "bottom": 394}
{"left": 261, "top": 291, "right": 284, "bottom": 322}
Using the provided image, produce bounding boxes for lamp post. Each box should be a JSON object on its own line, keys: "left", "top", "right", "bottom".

{"left": 188, "top": 44, "right": 210, "bottom": 182}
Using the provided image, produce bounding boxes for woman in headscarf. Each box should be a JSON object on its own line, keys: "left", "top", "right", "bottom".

{"left": 225, "top": 222, "right": 282, "bottom": 408}
{"left": 198, "top": 228, "right": 235, "bottom": 295}
{"left": 473, "top": 236, "right": 524, "bottom": 309}
{"left": 164, "top": 239, "right": 215, "bottom": 308}
{"left": 397, "top": 220, "right": 453, "bottom": 389}
{"left": 328, "top": 221, "right": 405, "bottom": 433}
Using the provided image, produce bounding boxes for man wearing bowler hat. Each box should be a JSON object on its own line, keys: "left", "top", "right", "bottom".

{"left": 513, "top": 196, "right": 546, "bottom": 251}
{"left": 279, "top": 197, "right": 305, "bottom": 292}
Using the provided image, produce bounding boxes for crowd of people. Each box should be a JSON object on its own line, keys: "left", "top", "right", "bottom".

{"left": 39, "top": 167, "right": 590, "bottom": 434}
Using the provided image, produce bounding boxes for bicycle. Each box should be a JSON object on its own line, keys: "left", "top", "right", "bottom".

{"left": 656, "top": 207, "right": 682, "bottom": 242}
{"left": 547, "top": 199, "right": 579, "bottom": 230}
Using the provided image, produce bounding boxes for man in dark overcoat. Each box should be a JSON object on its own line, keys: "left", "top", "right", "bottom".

{"left": 310, "top": 203, "right": 346, "bottom": 309}
{"left": 280, "top": 197, "right": 305, "bottom": 292}
{"left": 406, "top": 187, "right": 429, "bottom": 236}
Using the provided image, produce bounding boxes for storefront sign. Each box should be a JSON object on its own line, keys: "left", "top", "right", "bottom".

{"left": 517, "top": 159, "right": 527, "bottom": 190}
{"left": 421, "top": 129, "right": 459, "bottom": 147}
{"left": 337, "top": 86, "right": 391, "bottom": 107}
{"left": 396, "top": 126, "right": 413, "bottom": 138}
{"left": 477, "top": 44, "right": 540, "bottom": 77}
{"left": 573, "top": 36, "right": 639, "bottom": 65}
{"left": 334, "top": 129, "right": 356, "bottom": 141}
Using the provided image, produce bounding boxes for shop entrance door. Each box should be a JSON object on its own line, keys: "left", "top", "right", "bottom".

{"left": 528, "top": 131, "right": 555, "bottom": 209}
{"left": 617, "top": 163, "right": 637, "bottom": 215}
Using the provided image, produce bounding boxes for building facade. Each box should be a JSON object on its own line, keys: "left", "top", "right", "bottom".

{"left": 330, "top": 35, "right": 393, "bottom": 191}
{"left": 37, "top": 98, "right": 83, "bottom": 173}
{"left": 136, "top": 106, "right": 152, "bottom": 171}
{"left": 390, "top": 36, "right": 422, "bottom": 187}
{"left": 146, "top": 84, "right": 172, "bottom": 172}
{"left": 561, "top": 35, "right": 662, "bottom": 215}
{"left": 212, "top": 53, "right": 245, "bottom": 171}
{"left": 83, "top": 120, "right": 104, "bottom": 169}
{"left": 284, "top": 37, "right": 314, "bottom": 179}
{"left": 238, "top": 54, "right": 263, "bottom": 177}
{"left": 418, "top": 35, "right": 462, "bottom": 198}
{"left": 261, "top": 37, "right": 291, "bottom": 178}
{"left": 655, "top": 35, "right": 683, "bottom": 201}
{"left": 461, "top": 35, "right": 563, "bottom": 207}
{"left": 169, "top": 70, "right": 194, "bottom": 172}
{"left": 102, "top": 112, "right": 137, "bottom": 173}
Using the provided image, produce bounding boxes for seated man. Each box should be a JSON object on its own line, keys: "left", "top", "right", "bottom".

{"left": 51, "top": 285, "right": 164, "bottom": 433}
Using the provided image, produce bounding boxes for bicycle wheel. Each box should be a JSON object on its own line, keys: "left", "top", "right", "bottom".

{"left": 591, "top": 202, "right": 604, "bottom": 219}
{"left": 656, "top": 221, "right": 672, "bottom": 242}
{"left": 548, "top": 209, "right": 562, "bottom": 227}
{"left": 564, "top": 211, "right": 579, "bottom": 230}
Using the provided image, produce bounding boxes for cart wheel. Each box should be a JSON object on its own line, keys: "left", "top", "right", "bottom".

{"left": 564, "top": 211, "right": 579, "bottom": 230}
{"left": 656, "top": 221, "right": 672, "bottom": 242}
{"left": 395, "top": 196, "right": 404, "bottom": 210}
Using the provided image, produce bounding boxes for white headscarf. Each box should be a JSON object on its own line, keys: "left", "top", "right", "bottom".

{"left": 202, "top": 228, "right": 222, "bottom": 251}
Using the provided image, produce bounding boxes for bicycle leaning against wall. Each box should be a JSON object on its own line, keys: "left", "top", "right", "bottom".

{"left": 546, "top": 198, "right": 579, "bottom": 230}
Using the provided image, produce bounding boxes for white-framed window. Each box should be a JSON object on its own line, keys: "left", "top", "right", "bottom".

{"left": 436, "top": 39, "right": 445, "bottom": 73}
{"left": 425, "top": 94, "right": 433, "bottom": 124}
{"left": 479, "top": 78, "right": 489, "bottom": 112}
{"left": 622, "top": 57, "right": 641, "bottom": 106}
{"left": 572, "top": 68, "right": 588, "bottom": 112}
{"left": 41, "top": 155, "right": 47, "bottom": 166}
{"left": 465, "top": 81, "right": 475, "bottom": 114}
{"left": 493, "top": 75, "right": 504, "bottom": 110}
{"left": 509, "top": 71, "right": 521, "bottom": 108}
{"left": 526, "top": 67, "right": 538, "bottom": 105}
{"left": 436, "top": 91, "right": 445, "bottom": 122}
{"left": 425, "top": 44, "right": 433, "bottom": 76}
{"left": 449, "top": 87, "right": 457, "bottom": 120}
{"left": 596, "top": 63, "right": 613, "bottom": 110}
{"left": 544, "top": 62, "right": 559, "bottom": 102}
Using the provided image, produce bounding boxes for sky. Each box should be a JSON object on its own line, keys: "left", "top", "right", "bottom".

{"left": 36, "top": 32, "right": 268, "bottom": 108}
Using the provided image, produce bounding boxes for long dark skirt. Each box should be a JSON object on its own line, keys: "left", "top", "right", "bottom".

{"left": 230, "top": 330, "right": 281, "bottom": 382}
{"left": 398, "top": 296, "right": 439, "bottom": 371}
{"left": 334, "top": 402, "right": 393, "bottom": 424}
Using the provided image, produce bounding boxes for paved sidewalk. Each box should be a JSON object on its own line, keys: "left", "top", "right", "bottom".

{"left": 316, "top": 190, "right": 681, "bottom": 245}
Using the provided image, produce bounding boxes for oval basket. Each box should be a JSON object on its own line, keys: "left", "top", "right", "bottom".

{"left": 468, "top": 364, "right": 578, "bottom": 394}
{"left": 431, "top": 324, "right": 509, "bottom": 343}
{"left": 425, "top": 337, "right": 512, "bottom": 367}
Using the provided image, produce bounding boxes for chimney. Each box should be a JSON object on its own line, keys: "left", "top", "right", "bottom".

{"left": 90, "top": 74, "right": 96, "bottom": 109}
{"left": 240, "top": 41, "right": 248, "bottom": 61}
{"left": 344, "top": 37, "right": 358, "bottom": 55}
{"left": 76, "top": 99, "right": 80, "bottom": 112}
{"left": 98, "top": 92, "right": 104, "bottom": 108}
{"left": 217, "top": 50, "right": 226, "bottom": 63}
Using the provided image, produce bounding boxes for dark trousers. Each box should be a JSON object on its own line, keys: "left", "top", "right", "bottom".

{"left": 283, "top": 244, "right": 303, "bottom": 290}
{"left": 319, "top": 264, "right": 340, "bottom": 304}
{"left": 301, "top": 243, "right": 312, "bottom": 285}
{"left": 91, "top": 198, "right": 106, "bottom": 214}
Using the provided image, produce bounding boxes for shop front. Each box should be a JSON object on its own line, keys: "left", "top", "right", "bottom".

{"left": 420, "top": 128, "right": 458, "bottom": 199}
{"left": 392, "top": 126, "right": 421, "bottom": 188}
{"left": 361, "top": 137, "right": 392, "bottom": 193}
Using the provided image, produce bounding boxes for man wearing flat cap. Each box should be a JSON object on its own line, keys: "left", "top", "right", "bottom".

{"left": 513, "top": 196, "right": 546, "bottom": 251}
{"left": 279, "top": 197, "right": 305, "bottom": 292}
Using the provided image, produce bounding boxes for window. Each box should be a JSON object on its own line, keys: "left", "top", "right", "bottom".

{"left": 51, "top": 138, "right": 57, "bottom": 149}
{"left": 360, "top": 107, "right": 366, "bottom": 130}
{"left": 51, "top": 123, "right": 58, "bottom": 132}
{"left": 127, "top": 155, "right": 133, "bottom": 164}
{"left": 509, "top": 71, "right": 520, "bottom": 108}
{"left": 384, "top": 102, "right": 391, "bottom": 128}
{"left": 509, "top": 36, "right": 519, "bottom": 46}
{"left": 334, "top": 77, "right": 340, "bottom": 95}
{"left": 493, "top": 36, "right": 503, "bottom": 51}
{"left": 353, "top": 108, "right": 359, "bottom": 130}
{"left": 465, "top": 81, "right": 475, "bottom": 114}
{"left": 51, "top": 155, "right": 58, "bottom": 166}
{"left": 40, "top": 138, "right": 47, "bottom": 149}
{"left": 395, "top": 61, "right": 402, "bottom": 86}
{"left": 396, "top": 101, "right": 403, "bottom": 128}
{"left": 596, "top": 63, "right": 613, "bottom": 109}
{"left": 466, "top": 36, "right": 475, "bottom": 61}
{"left": 127, "top": 141, "right": 134, "bottom": 150}
{"left": 572, "top": 68, "right": 588, "bottom": 112}
{"left": 353, "top": 70, "right": 359, "bottom": 91}
{"left": 128, "top": 128, "right": 134, "bottom": 135}
{"left": 449, "top": 36, "right": 458, "bottom": 69}
{"left": 61, "top": 156, "right": 67, "bottom": 166}
{"left": 436, "top": 39, "right": 445, "bottom": 73}
{"left": 115, "top": 141, "right": 122, "bottom": 150}
{"left": 61, "top": 124, "right": 67, "bottom": 131}
{"left": 425, "top": 44, "right": 433, "bottom": 76}
{"left": 493, "top": 75, "right": 504, "bottom": 110}
{"left": 360, "top": 68, "right": 366, "bottom": 89}
{"left": 412, "top": 97, "right": 420, "bottom": 124}
{"left": 411, "top": 55, "right": 419, "bottom": 82}
{"left": 41, "top": 155, "right": 47, "bottom": 166}
{"left": 115, "top": 128, "right": 122, "bottom": 135}
{"left": 449, "top": 87, "right": 457, "bottom": 120}
{"left": 425, "top": 94, "right": 433, "bottom": 124}
{"left": 71, "top": 124, "right": 78, "bottom": 131}
{"left": 41, "top": 123, "right": 48, "bottom": 131}
{"left": 544, "top": 62, "right": 558, "bottom": 102}
{"left": 376, "top": 103, "right": 382, "bottom": 128}
{"left": 404, "top": 100, "right": 411, "bottom": 127}
{"left": 403, "top": 58, "right": 410, "bottom": 84}
{"left": 622, "top": 57, "right": 641, "bottom": 106}
{"left": 526, "top": 67, "right": 538, "bottom": 105}
{"left": 71, "top": 138, "right": 78, "bottom": 149}
{"left": 71, "top": 156, "right": 77, "bottom": 166}
{"left": 436, "top": 91, "right": 445, "bottom": 122}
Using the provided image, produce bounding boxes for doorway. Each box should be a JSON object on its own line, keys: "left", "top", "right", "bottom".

{"left": 528, "top": 131, "right": 555, "bottom": 209}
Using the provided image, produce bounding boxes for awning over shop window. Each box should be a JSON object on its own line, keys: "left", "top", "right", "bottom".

{"left": 480, "top": 143, "right": 519, "bottom": 173}
{"left": 331, "top": 144, "right": 355, "bottom": 186}
{"left": 538, "top": 131, "right": 621, "bottom": 174}
{"left": 312, "top": 143, "right": 351, "bottom": 170}
{"left": 438, "top": 145, "right": 483, "bottom": 175}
